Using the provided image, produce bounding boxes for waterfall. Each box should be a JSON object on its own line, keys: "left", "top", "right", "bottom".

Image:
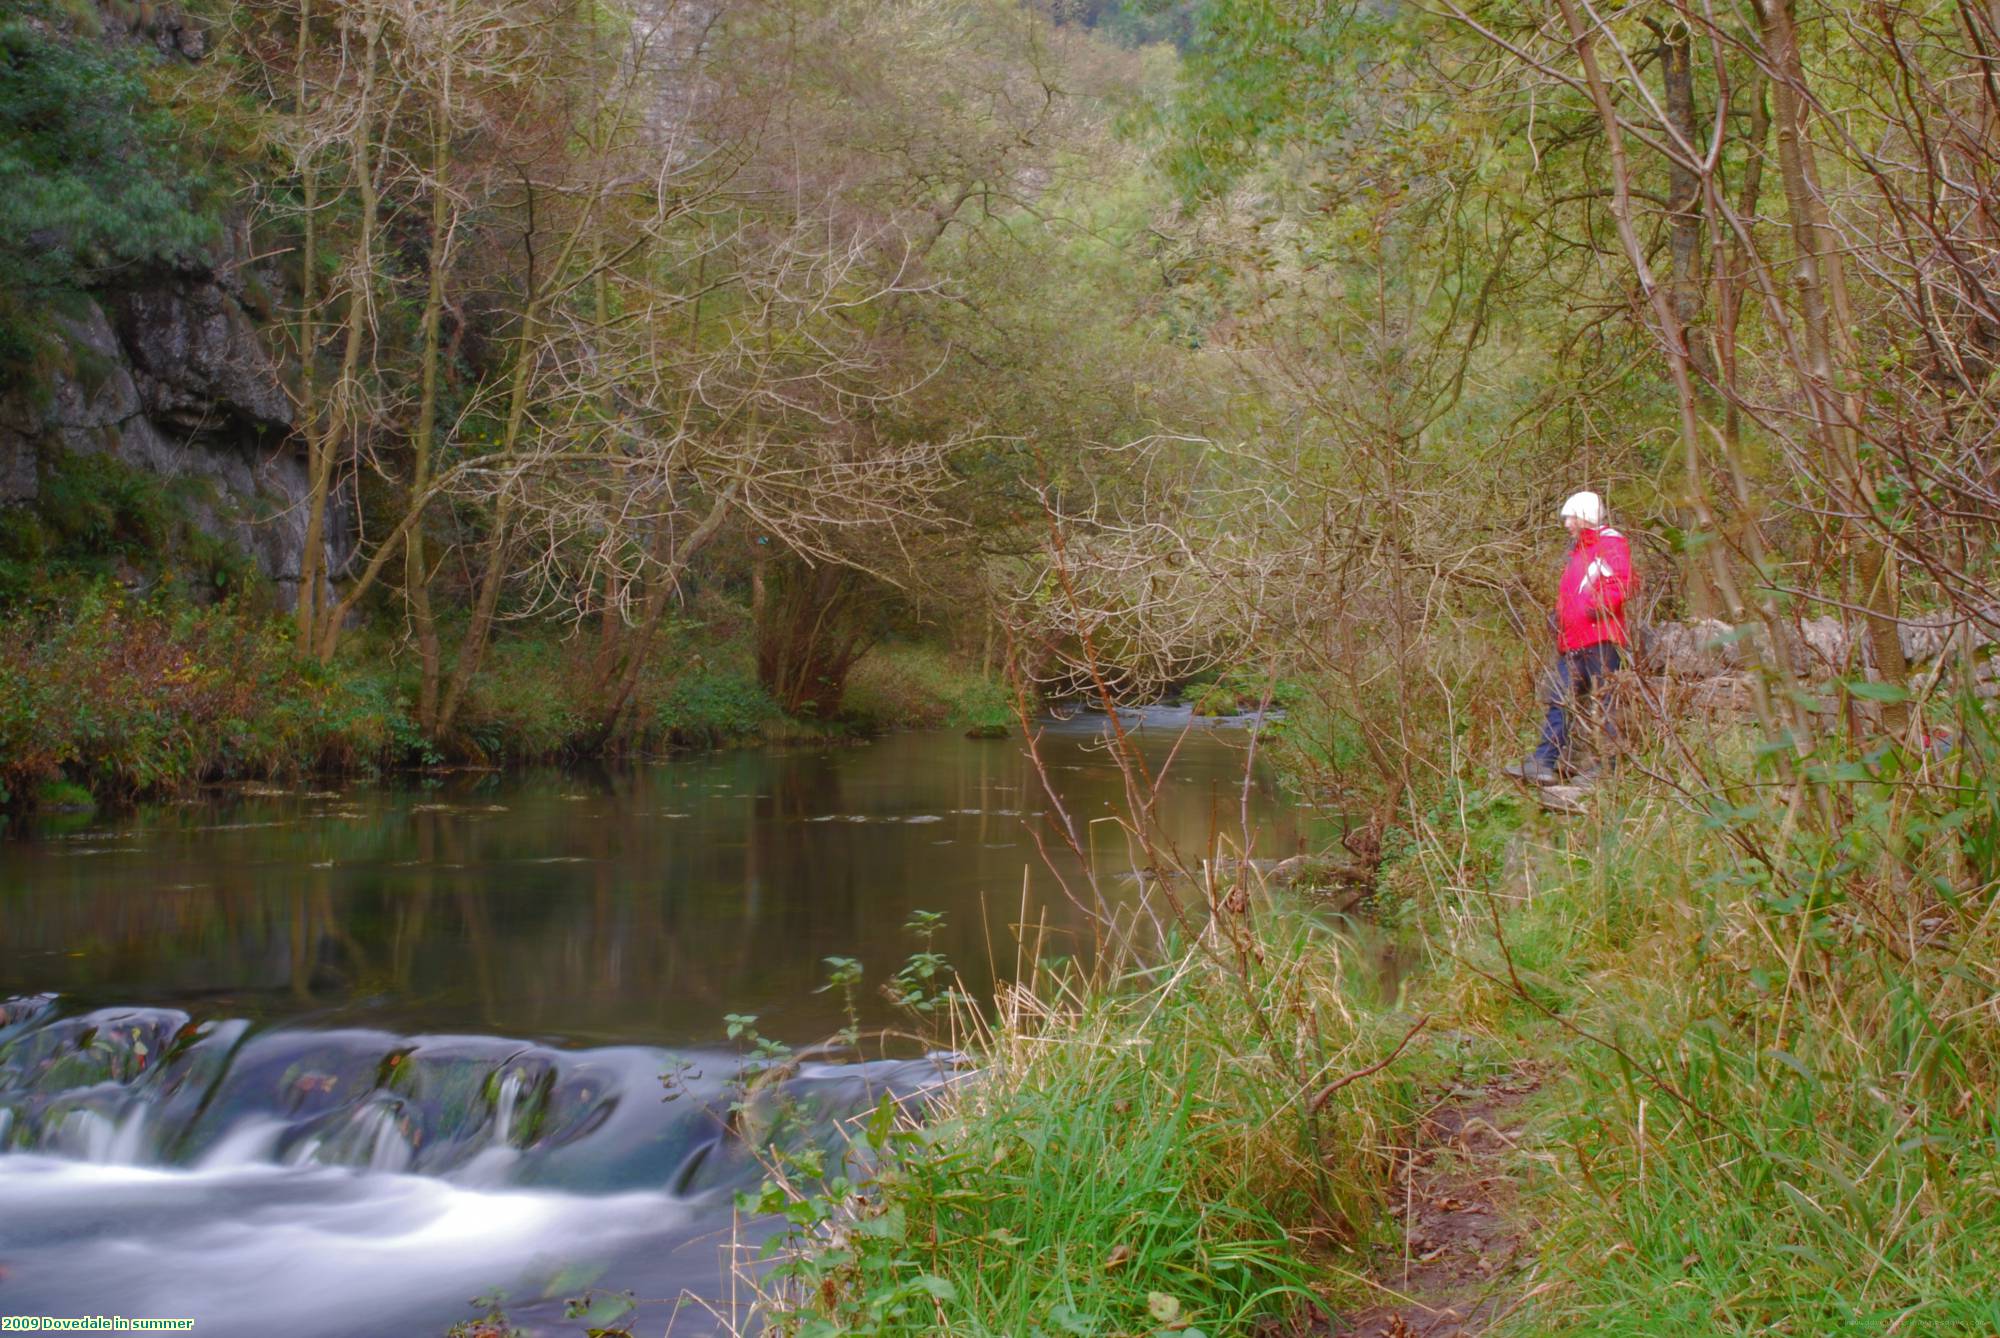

{"left": 0, "top": 995, "right": 959, "bottom": 1338}
{"left": 0, "top": 1000, "right": 954, "bottom": 1192}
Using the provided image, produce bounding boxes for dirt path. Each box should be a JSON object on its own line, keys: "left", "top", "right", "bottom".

{"left": 1328, "top": 1063, "right": 1544, "bottom": 1338}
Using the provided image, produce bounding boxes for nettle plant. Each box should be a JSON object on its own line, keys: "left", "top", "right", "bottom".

{"left": 723, "top": 914, "right": 981, "bottom": 1335}
{"left": 740, "top": 1096, "right": 956, "bottom": 1337}
{"left": 885, "top": 909, "right": 965, "bottom": 1017}
{"left": 819, "top": 955, "right": 865, "bottom": 1051}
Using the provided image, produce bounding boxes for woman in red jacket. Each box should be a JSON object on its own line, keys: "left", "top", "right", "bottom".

{"left": 1505, "top": 491, "right": 1634, "bottom": 786}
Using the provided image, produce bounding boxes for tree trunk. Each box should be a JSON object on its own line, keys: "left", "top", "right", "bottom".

{"left": 756, "top": 559, "right": 874, "bottom": 720}
{"left": 1658, "top": 18, "right": 1722, "bottom": 616}
{"left": 434, "top": 497, "right": 512, "bottom": 740}
{"left": 593, "top": 486, "right": 739, "bottom": 743}
{"left": 1756, "top": 0, "right": 1911, "bottom": 732}
{"left": 1660, "top": 19, "right": 1708, "bottom": 384}
{"left": 299, "top": 0, "right": 379, "bottom": 655}
{"left": 405, "top": 0, "right": 458, "bottom": 721}
{"left": 290, "top": 0, "right": 321, "bottom": 624}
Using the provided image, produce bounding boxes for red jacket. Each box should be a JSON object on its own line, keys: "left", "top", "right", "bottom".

{"left": 1556, "top": 526, "right": 1634, "bottom": 652}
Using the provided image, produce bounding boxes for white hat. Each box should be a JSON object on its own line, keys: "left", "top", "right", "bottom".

{"left": 1560, "top": 491, "right": 1604, "bottom": 525}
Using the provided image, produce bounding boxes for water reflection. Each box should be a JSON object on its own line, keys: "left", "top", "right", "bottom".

{"left": 3, "top": 712, "right": 1328, "bottom": 1046}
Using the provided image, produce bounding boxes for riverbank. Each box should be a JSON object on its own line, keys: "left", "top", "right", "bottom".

{"left": 0, "top": 704, "right": 1326, "bottom": 1338}
{"left": 747, "top": 699, "right": 2000, "bottom": 1336}
{"left": 1425, "top": 774, "right": 2000, "bottom": 1335}
{"left": 749, "top": 910, "right": 1421, "bottom": 1336}
{"left": 0, "top": 587, "right": 1010, "bottom": 811}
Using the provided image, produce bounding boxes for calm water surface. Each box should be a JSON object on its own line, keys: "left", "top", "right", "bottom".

{"left": 0, "top": 710, "right": 1338, "bottom": 1336}
{"left": 4, "top": 709, "right": 1324, "bottom": 1045}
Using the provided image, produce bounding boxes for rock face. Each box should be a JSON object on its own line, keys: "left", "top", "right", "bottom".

{"left": 0, "top": 224, "right": 349, "bottom": 609}
{"left": 1639, "top": 618, "right": 1737, "bottom": 679}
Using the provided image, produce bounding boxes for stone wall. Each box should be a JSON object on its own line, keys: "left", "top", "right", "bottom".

{"left": 1636, "top": 611, "right": 2000, "bottom": 716}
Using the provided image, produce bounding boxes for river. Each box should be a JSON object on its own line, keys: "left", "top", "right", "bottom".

{"left": 0, "top": 708, "right": 1337, "bottom": 1336}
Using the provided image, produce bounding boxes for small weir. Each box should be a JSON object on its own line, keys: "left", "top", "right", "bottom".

{"left": 0, "top": 996, "right": 952, "bottom": 1336}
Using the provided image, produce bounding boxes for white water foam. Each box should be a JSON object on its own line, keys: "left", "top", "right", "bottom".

{"left": 0, "top": 1156, "right": 718, "bottom": 1338}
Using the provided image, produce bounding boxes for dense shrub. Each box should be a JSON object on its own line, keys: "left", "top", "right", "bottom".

{"left": 0, "top": 588, "right": 389, "bottom": 802}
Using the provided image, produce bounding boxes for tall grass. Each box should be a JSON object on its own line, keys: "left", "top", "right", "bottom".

{"left": 1402, "top": 714, "right": 2000, "bottom": 1336}
{"left": 842, "top": 643, "right": 1012, "bottom": 733}
{"left": 749, "top": 909, "right": 1419, "bottom": 1336}
{"left": 743, "top": 633, "right": 2000, "bottom": 1337}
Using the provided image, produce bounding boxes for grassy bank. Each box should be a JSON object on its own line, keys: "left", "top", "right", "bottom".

{"left": 750, "top": 913, "right": 1419, "bottom": 1336}
{"left": 0, "top": 587, "right": 1007, "bottom": 809}
{"left": 1377, "top": 715, "right": 2000, "bottom": 1336}
{"left": 1424, "top": 762, "right": 2000, "bottom": 1336}
{"left": 738, "top": 671, "right": 2000, "bottom": 1336}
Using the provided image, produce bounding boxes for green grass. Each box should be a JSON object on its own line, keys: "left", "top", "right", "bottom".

{"left": 842, "top": 643, "right": 1012, "bottom": 734}
{"left": 752, "top": 912, "right": 1421, "bottom": 1336}
{"left": 1392, "top": 732, "right": 2000, "bottom": 1337}
{"left": 653, "top": 659, "right": 787, "bottom": 746}
{"left": 30, "top": 777, "right": 95, "bottom": 811}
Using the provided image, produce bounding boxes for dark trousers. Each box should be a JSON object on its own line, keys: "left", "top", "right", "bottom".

{"left": 1534, "top": 641, "right": 1621, "bottom": 770}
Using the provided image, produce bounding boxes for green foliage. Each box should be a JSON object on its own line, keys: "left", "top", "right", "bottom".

{"left": 30, "top": 776, "right": 94, "bottom": 811}
{"left": 0, "top": 587, "right": 392, "bottom": 802}
{"left": 842, "top": 644, "right": 1013, "bottom": 733}
{"left": 1154, "top": 0, "right": 1402, "bottom": 201}
{"left": 819, "top": 956, "right": 866, "bottom": 1049}
{"left": 449, "top": 633, "right": 590, "bottom": 761}
{"left": 655, "top": 662, "right": 784, "bottom": 746}
{"left": 1185, "top": 666, "right": 1301, "bottom": 718}
{"left": 0, "top": 4, "right": 215, "bottom": 379}
{"left": 0, "top": 448, "right": 251, "bottom": 604}
{"left": 885, "top": 909, "right": 963, "bottom": 1017}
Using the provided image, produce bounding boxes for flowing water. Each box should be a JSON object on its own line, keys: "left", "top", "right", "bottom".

{"left": 0, "top": 709, "right": 1346, "bottom": 1336}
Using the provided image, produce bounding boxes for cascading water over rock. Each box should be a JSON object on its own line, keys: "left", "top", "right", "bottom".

{"left": 0, "top": 998, "right": 956, "bottom": 1337}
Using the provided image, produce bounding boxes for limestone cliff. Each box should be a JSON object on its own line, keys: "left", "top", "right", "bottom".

{"left": 0, "top": 220, "right": 349, "bottom": 610}
{"left": 0, "top": 1, "right": 350, "bottom": 610}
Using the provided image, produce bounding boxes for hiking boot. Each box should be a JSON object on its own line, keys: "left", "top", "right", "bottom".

{"left": 1505, "top": 757, "right": 1562, "bottom": 786}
